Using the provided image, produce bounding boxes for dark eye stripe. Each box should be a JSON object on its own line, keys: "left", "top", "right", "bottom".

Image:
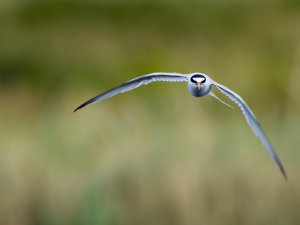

{"left": 191, "top": 74, "right": 206, "bottom": 83}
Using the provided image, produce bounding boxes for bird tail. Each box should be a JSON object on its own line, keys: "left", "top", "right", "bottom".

{"left": 209, "top": 91, "right": 234, "bottom": 109}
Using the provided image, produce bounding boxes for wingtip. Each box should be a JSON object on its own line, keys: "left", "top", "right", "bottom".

{"left": 282, "top": 169, "right": 288, "bottom": 181}
{"left": 73, "top": 104, "right": 85, "bottom": 113}
{"left": 277, "top": 160, "right": 288, "bottom": 181}
{"left": 73, "top": 107, "right": 80, "bottom": 113}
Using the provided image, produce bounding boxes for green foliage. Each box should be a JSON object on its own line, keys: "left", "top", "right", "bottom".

{"left": 0, "top": 1, "right": 300, "bottom": 225}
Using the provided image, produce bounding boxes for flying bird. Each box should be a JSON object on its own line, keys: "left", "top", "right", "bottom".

{"left": 74, "top": 72, "right": 287, "bottom": 179}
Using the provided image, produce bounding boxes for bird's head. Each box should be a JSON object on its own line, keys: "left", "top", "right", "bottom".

{"left": 188, "top": 73, "right": 211, "bottom": 97}
{"left": 190, "top": 74, "right": 206, "bottom": 90}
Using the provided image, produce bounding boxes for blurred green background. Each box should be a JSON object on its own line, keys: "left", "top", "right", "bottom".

{"left": 1, "top": 1, "right": 300, "bottom": 225}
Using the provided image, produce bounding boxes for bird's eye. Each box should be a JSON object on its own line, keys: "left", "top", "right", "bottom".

{"left": 191, "top": 74, "right": 206, "bottom": 84}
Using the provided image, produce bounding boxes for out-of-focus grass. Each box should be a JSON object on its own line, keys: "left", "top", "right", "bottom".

{"left": 0, "top": 86, "right": 299, "bottom": 225}
{"left": 1, "top": 1, "right": 300, "bottom": 225}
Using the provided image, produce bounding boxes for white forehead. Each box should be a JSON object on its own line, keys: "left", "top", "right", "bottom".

{"left": 193, "top": 77, "right": 206, "bottom": 83}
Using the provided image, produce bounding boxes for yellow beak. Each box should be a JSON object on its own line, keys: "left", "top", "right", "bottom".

{"left": 197, "top": 82, "right": 201, "bottom": 90}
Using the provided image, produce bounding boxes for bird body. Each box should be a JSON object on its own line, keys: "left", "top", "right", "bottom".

{"left": 74, "top": 72, "right": 287, "bottom": 179}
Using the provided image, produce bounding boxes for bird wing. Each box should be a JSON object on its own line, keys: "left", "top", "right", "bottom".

{"left": 74, "top": 73, "right": 188, "bottom": 112}
{"left": 212, "top": 81, "right": 287, "bottom": 179}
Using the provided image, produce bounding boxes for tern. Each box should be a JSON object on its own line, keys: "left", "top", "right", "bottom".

{"left": 74, "top": 72, "right": 287, "bottom": 179}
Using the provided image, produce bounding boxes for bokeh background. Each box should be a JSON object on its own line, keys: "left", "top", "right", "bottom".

{"left": 1, "top": 1, "right": 300, "bottom": 225}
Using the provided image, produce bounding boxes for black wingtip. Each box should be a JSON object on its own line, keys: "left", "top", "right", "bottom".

{"left": 73, "top": 107, "right": 80, "bottom": 113}
{"left": 73, "top": 102, "right": 88, "bottom": 113}
{"left": 281, "top": 168, "right": 288, "bottom": 181}
{"left": 74, "top": 94, "right": 101, "bottom": 113}
{"left": 275, "top": 157, "right": 288, "bottom": 181}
